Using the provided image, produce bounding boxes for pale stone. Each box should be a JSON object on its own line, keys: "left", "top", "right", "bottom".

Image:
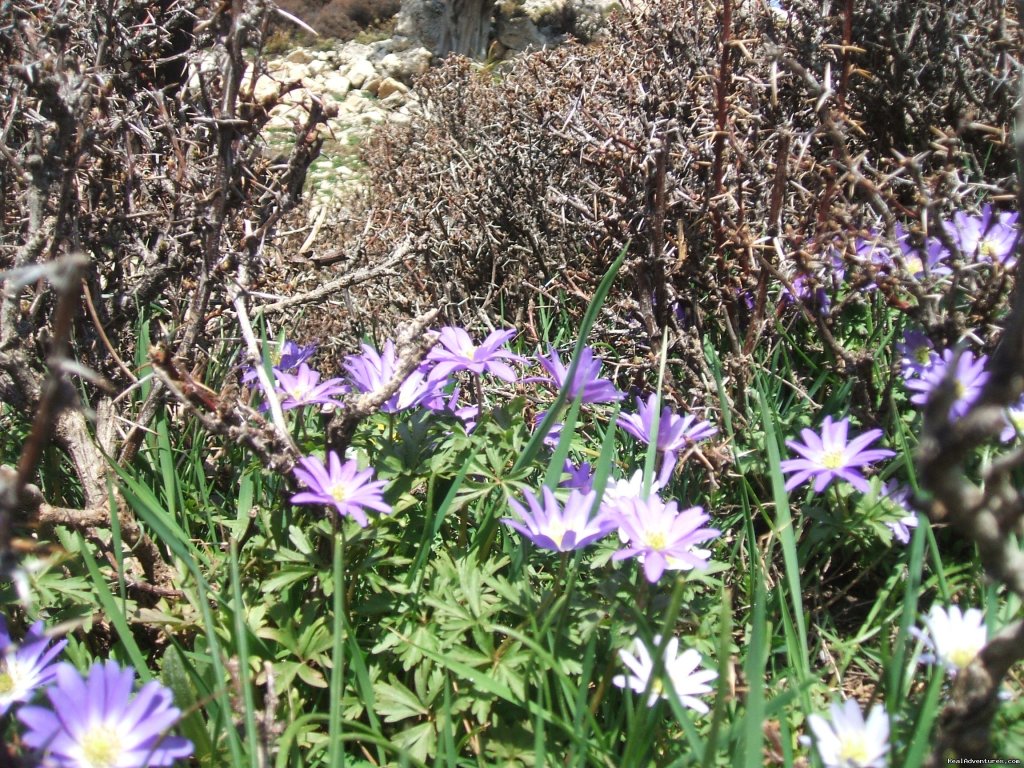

{"left": 376, "top": 77, "right": 409, "bottom": 100}
{"left": 345, "top": 58, "right": 378, "bottom": 89}
{"left": 322, "top": 73, "right": 351, "bottom": 97}
{"left": 284, "top": 48, "right": 313, "bottom": 64}
{"left": 253, "top": 75, "right": 282, "bottom": 105}
{"left": 306, "top": 59, "right": 328, "bottom": 76}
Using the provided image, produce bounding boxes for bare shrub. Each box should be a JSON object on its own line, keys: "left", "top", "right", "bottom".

{"left": 273, "top": 0, "right": 400, "bottom": 40}
{"left": 359, "top": 0, "right": 1019, "bottom": 413}
{"left": 0, "top": 0, "right": 327, "bottom": 590}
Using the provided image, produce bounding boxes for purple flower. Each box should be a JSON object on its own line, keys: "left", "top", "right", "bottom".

{"left": 533, "top": 411, "right": 565, "bottom": 449}
{"left": 426, "top": 327, "right": 522, "bottom": 382}
{"left": 242, "top": 339, "right": 317, "bottom": 386}
{"left": 0, "top": 617, "right": 66, "bottom": 715}
{"left": 879, "top": 482, "right": 919, "bottom": 545}
{"left": 781, "top": 416, "right": 894, "bottom": 494}
{"left": 898, "top": 234, "right": 951, "bottom": 279}
{"left": 273, "top": 363, "right": 347, "bottom": 410}
{"left": 611, "top": 497, "right": 719, "bottom": 583}
{"left": 342, "top": 340, "right": 444, "bottom": 413}
{"left": 425, "top": 385, "right": 480, "bottom": 431}
{"left": 278, "top": 340, "right": 318, "bottom": 371}
{"left": 612, "top": 635, "right": 717, "bottom": 712}
{"left": 503, "top": 487, "right": 615, "bottom": 552}
{"left": 896, "top": 329, "right": 938, "bottom": 378}
{"left": 944, "top": 204, "right": 1019, "bottom": 266}
{"left": 291, "top": 452, "right": 392, "bottom": 527}
{"left": 905, "top": 348, "right": 989, "bottom": 420}
{"left": 560, "top": 459, "right": 594, "bottom": 492}
{"left": 1000, "top": 396, "right": 1024, "bottom": 442}
{"left": 531, "top": 346, "right": 624, "bottom": 404}
{"left": 784, "top": 250, "right": 846, "bottom": 313}
{"left": 617, "top": 395, "right": 717, "bottom": 459}
{"left": 18, "top": 660, "right": 193, "bottom": 766}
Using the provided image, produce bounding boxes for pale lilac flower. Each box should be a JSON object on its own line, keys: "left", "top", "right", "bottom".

{"left": 895, "top": 232, "right": 951, "bottom": 279}
{"left": 426, "top": 326, "right": 522, "bottom": 382}
{"left": 18, "top": 660, "right": 193, "bottom": 766}
{"left": 879, "top": 482, "right": 918, "bottom": 545}
{"left": 600, "top": 457, "right": 676, "bottom": 522}
{"left": 0, "top": 617, "right": 66, "bottom": 715}
{"left": 868, "top": 224, "right": 950, "bottom": 280}
{"left": 612, "top": 635, "right": 717, "bottom": 712}
{"left": 905, "top": 348, "right": 989, "bottom": 420}
{"left": 273, "top": 363, "right": 347, "bottom": 410}
{"left": 617, "top": 395, "right": 717, "bottom": 459}
{"left": 804, "top": 699, "right": 889, "bottom": 768}
{"left": 612, "top": 496, "right": 719, "bottom": 583}
{"left": 1000, "top": 396, "right": 1024, "bottom": 442}
{"left": 781, "top": 416, "right": 894, "bottom": 494}
{"left": 896, "top": 329, "right": 938, "bottom": 378}
{"left": 242, "top": 339, "right": 317, "bottom": 386}
{"left": 944, "top": 204, "right": 1019, "bottom": 266}
{"left": 291, "top": 452, "right": 392, "bottom": 527}
{"left": 531, "top": 346, "right": 624, "bottom": 404}
{"left": 420, "top": 385, "right": 479, "bottom": 434}
{"left": 502, "top": 487, "right": 614, "bottom": 552}
{"left": 342, "top": 340, "right": 444, "bottom": 413}
{"left": 912, "top": 604, "right": 987, "bottom": 676}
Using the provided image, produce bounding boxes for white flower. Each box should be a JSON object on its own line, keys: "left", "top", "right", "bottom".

{"left": 914, "top": 604, "right": 987, "bottom": 675}
{"left": 612, "top": 635, "right": 717, "bottom": 712}
{"left": 805, "top": 699, "right": 890, "bottom": 768}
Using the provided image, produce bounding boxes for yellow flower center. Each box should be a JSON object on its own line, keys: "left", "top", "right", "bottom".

{"left": 837, "top": 735, "right": 871, "bottom": 766}
{"left": 820, "top": 450, "right": 845, "bottom": 469}
{"left": 329, "top": 483, "right": 350, "bottom": 504}
{"left": 0, "top": 670, "right": 12, "bottom": 694}
{"left": 914, "top": 347, "right": 932, "bottom": 365}
{"left": 545, "top": 522, "right": 568, "bottom": 549}
{"left": 905, "top": 256, "right": 923, "bottom": 274}
{"left": 79, "top": 724, "right": 123, "bottom": 768}
{"left": 948, "top": 646, "right": 980, "bottom": 670}
{"left": 954, "top": 380, "right": 966, "bottom": 398}
{"left": 644, "top": 531, "right": 668, "bottom": 551}
{"left": 979, "top": 238, "right": 998, "bottom": 258}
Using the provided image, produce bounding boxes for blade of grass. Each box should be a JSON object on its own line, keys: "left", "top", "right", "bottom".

{"left": 756, "top": 383, "right": 811, "bottom": 686}
{"left": 77, "top": 533, "right": 151, "bottom": 680}
{"left": 513, "top": 244, "right": 627, "bottom": 474}
{"left": 328, "top": 529, "right": 346, "bottom": 768}
{"left": 113, "top": 465, "right": 245, "bottom": 764}
{"left": 229, "top": 540, "right": 261, "bottom": 768}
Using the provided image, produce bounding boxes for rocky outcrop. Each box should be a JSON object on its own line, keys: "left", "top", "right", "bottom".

{"left": 246, "top": 38, "right": 425, "bottom": 223}
{"left": 393, "top": 0, "right": 619, "bottom": 59}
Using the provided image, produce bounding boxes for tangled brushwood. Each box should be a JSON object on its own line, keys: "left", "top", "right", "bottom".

{"left": 0, "top": 0, "right": 328, "bottom": 589}
{"left": 360, "top": 0, "right": 1019, "bottom": 413}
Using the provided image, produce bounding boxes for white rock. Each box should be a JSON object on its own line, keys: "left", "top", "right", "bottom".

{"left": 322, "top": 73, "right": 351, "bottom": 97}
{"left": 345, "top": 57, "right": 378, "bottom": 89}
{"left": 376, "top": 77, "right": 409, "bottom": 100}
{"left": 253, "top": 75, "right": 282, "bottom": 104}
{"left": 285, "top": 48, "right": 313, "bottom": 64}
